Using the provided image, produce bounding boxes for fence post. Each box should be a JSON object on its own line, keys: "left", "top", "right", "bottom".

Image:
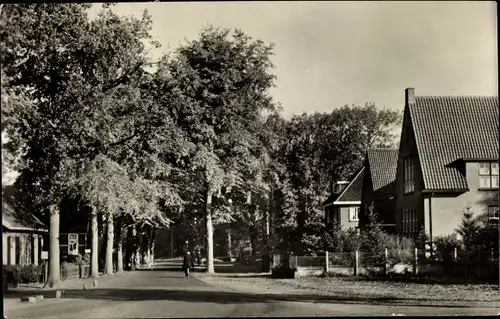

{"left": 384, "top": 248, "right": 388, "bottom": 276}
{"left": 413, "top": 247, "right": 418, "bottom": 276}
{"left": 477, "top": 250, "right": 481, "bottom": 278}
{"left": 325, "top": 251, "right": 329, "bottom": 274}
{"left": 354, "top": 250, "right": 359, "bottom": 276}
{"left": 453, "top": 247, "right": 458, "bottom": 276}
{"left": 465, "top": 252, "right": 468, "bottom": 278}
{"left": 490, "top": 249, "right": 494, "bottom": 277}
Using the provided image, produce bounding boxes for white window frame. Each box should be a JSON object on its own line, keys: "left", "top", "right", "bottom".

{"left": 479, "top": 162, "right": 499, "bottom": 189}
{"left": 349, "top": 206, "right": 359, "bottom": 222}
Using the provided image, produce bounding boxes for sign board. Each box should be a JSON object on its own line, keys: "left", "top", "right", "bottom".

{"left": 68, "top": 233, "right": 79, "bottom": 256}
{"left": 41, "top": 251, "right": 48, "bottom": 260}
{"left": 268, "top": 238, "right": 280, "bottom": 249}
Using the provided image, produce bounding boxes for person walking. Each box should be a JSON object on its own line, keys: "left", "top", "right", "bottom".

{"left": 182, "top": 251, "right": 194, "bottom": 278}
{"left": 195, "top": 247, "right": 201, "bottom": 266}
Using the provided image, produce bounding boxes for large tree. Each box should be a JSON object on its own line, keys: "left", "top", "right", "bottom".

{"left": 270, "top": 105, "right": 401, "bottom": 254}
{"left": 152, "top": 27, "right": 277, "bottom": 273}
{"left": 1, "top": 4, "right": 170, "bottom": 284}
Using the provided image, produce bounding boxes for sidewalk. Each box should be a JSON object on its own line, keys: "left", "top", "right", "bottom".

{"left": 4, "top": 272, "right": 134, "bottom": 312}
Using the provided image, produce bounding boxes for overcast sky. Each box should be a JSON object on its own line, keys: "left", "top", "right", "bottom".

{"left": 90, "top": 1, "right": 498, "bottom": 118}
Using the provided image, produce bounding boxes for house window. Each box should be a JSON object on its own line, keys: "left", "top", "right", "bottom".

{"left": 349, "top": 207, "right": 359, "bottom": 222}
{"left": 488, "top": 205, "right": 499, "bottom": 224}
{"left": 404, "top": 157, "right": 415, "bottom": 193}
{"left": 401, "top": 209, "right": 417, "bottom": 234}
{"left": 479, "top": 162, "right": 499, "bottom": 189}
{"left": 15, "top": 236, "right": 21, "bottom": 265}
{"left": 7, "top": 236, "right": 12, "bottom": 265}
{"left": 332, "top": 208, "right": 340, "bottom": 225}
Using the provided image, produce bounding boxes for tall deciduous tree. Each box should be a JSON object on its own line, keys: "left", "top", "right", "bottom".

{"left": 153, "top": 27, "right": 277, "bottom": 273}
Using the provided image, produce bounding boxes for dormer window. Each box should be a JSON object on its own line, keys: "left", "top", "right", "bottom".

{"left": 403, "top": 156, "right": 415, "bottom": 193}
{"left": 479, "top": 162, "right": 499, "bottom": 189}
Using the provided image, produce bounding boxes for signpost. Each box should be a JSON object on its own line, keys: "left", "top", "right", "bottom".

{"left": 68, "top": 233, "right": 79, "bottom": 256}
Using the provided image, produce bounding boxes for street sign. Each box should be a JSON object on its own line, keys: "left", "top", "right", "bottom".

{"left": 68, "top": 233, "right": 79, "bottom": 255}
{"left": 41, "top": 251, "right": 48, "bottom": 260}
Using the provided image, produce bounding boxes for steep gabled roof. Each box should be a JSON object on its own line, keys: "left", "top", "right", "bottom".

{"left": 320, "top": 167, "right": 364, "bottom": 207}
{"left": 3, "top": 202, "right": 47, "bottom": 232}
{"left": 366, "top": 148, "right": 398, "bottom": 199}
{"left": 2, "top": 186, "right": 47, "bottom": 232}
{"left": 409, "top": 96, "right": 499, "bottom": 190}
{"left": 334, "top": 167, "right": 365, "bottom": 204}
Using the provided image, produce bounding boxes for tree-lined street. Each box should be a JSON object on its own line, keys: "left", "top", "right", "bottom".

{"left": 5, "top": 260, "right": 499, "bottom": 318}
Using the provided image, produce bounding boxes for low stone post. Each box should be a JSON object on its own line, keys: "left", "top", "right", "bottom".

{"left": 325, "top": 251, "right": 329, "bottom": 274}
{"left": 384, "top": 248, "right": 389, "bottom": 276}
{"left": 453, "top": 247, "right": 458, "bottom": 276}
{"left": 413, "top": 247, "right": 418, "bottom": 276}
{"left": 354, "top": 250, "right": 359, "bottom": 276}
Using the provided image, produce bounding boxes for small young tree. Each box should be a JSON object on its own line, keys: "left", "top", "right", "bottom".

{"left": 456, "top": 207, "right": 481, "bottom": 253}
{"left": 360, "top": 210, "right": 387, "bottom": 256}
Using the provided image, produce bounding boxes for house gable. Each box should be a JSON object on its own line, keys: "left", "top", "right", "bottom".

{"left": 334, "top": 167, "right": 364, "bottom": 205}
{"left": 410, "top": 95, "right": 499, "bottom": 191}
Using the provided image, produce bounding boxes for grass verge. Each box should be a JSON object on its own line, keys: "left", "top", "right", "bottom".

{"left": 197, "top": 272, "right": 500, "bottom": 306}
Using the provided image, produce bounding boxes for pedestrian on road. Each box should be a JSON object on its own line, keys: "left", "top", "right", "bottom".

{"left": 195, "top": 247, "right": 201, "bottom": 266}
{"left": 182, "top": 251, "right": 194, "bottom": 278}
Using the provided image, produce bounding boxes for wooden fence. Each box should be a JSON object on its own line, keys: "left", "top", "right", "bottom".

{"left": 272, "top": 248, "right": 499, "bottom": 280}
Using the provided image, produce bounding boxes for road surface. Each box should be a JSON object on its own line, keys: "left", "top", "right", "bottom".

{"left": 4, "top": 261, "right": 499, "bottom": 318}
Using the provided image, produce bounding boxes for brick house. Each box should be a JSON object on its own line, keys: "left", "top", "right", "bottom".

{"left": 359, "top": 148, "right": 398, "bottom": 232}
{"left": 394, "top": 88, "right": 499, "bottom": 243}
{"left": 322, "top": 167, "right": 365, "bottom": 229}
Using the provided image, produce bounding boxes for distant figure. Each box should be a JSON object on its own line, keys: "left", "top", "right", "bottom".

{"left": 182, "top": 251, "right": 194, "bottom": 278}
{"left": 195, "top": 248, "right": 201, "bottom": 266}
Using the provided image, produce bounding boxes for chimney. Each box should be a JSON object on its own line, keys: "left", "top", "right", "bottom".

{"left": 333, "top": 181, "right": 349, "bottom": 194}
{"left": 405, "top": 87, "right": 415, "bottom": 105}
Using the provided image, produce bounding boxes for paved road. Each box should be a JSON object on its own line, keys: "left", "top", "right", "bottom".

{"left": 4, "top": 261, "right": 499, "bottom": 318}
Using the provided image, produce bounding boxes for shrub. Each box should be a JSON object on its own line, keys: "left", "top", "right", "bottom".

{"left": 4, "top": 264, "right": 43, "bottom": 285}
{"left": 385, "top": 234, "right": 414, "bottom": 264}
{"left": 4, "top": 265, "right": 21, "bottom": 285}
{"left": 19, "top": 264, "right": 43, "bottom": 283}
{"left": 434, "top": 234, "right": 462, "bottom": 261}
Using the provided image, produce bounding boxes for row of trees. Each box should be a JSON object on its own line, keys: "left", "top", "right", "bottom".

{"left": 1, "top": 3, "right": 402, "bottom": 287}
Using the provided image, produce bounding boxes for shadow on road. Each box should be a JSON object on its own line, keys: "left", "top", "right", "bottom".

{"left": 3, "top": 287, "right": 488, "bottom": 309}
{"left": 137, "top": 261, "right": 266, "bottom": 277}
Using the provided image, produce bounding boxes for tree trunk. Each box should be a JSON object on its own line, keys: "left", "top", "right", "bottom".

{"left": 261, "top": 208, "right": 270, "bottom": 272}
{"left": 129, "top": 224, "right": 137, "bottom": 271}
{"left": 135, "top": 225, "right": 142, "bottom": 269}
{"left": 90, "top": 207, "right": 99, "bottom": 278}
{"left": 149, "top": 227, "right": 156, "bottom": 265}
{"left": 226, "top": 226, "right": 232, "bottom": 259}
{"left": 249, "top": 225, "right": 258, "bottom": 265}
{"left": 205, "top": 187, "right": 215, "bottom": 274}
{"left": 47, "top": 204, "right": 60, "bottom": 288}
{"left": 116, "top": 218, "right": 124, "bottom": 273}
{"left": 104, "top": 211, "right": 114, "bottom": 275}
